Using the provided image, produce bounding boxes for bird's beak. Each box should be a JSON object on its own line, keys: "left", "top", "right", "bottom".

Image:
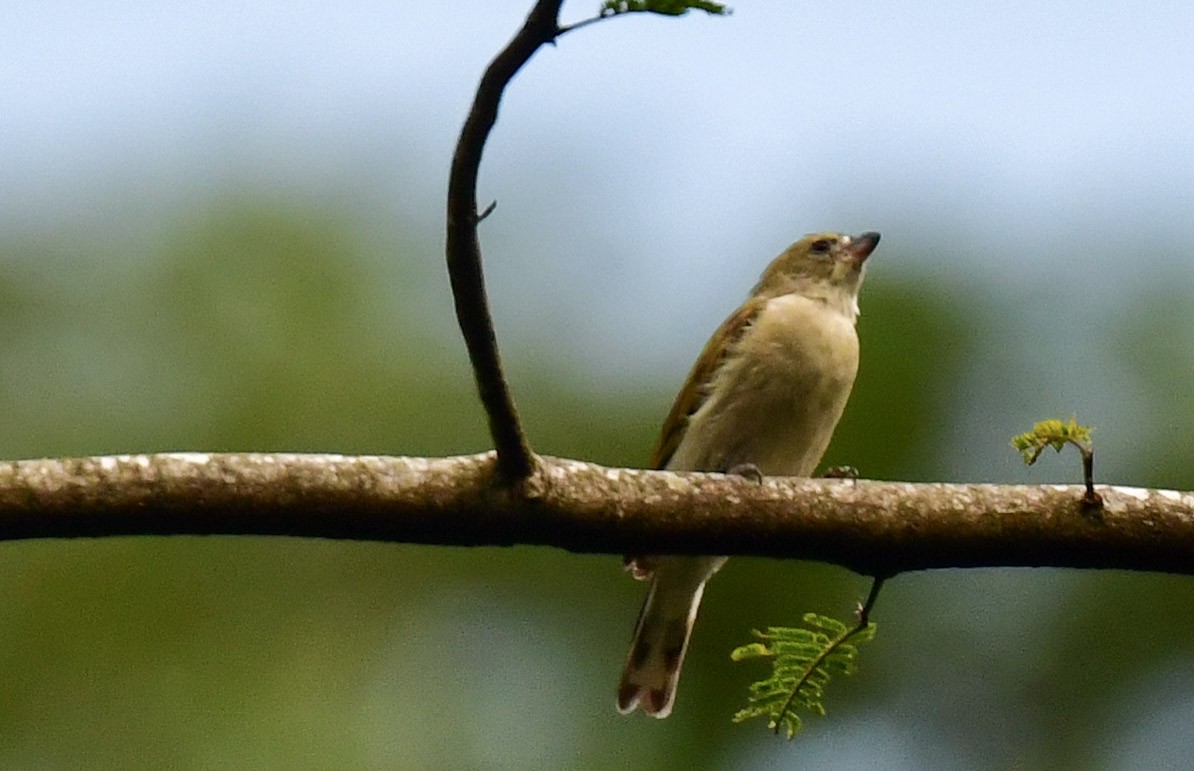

{"left": 843, "top": 232, "right": 881, "bottom": 267}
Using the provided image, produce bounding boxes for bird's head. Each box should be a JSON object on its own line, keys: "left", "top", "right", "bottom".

{"left": 752, "top": 231, "right": 881, "bottom": 313}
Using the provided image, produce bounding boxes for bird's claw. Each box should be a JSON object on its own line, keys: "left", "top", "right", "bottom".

{"left": 727, "top": 463, "right": 764, "bottom": 484}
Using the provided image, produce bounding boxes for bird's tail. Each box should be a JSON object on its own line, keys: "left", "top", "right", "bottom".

{"left": 616, "top": 572, "right": 709, "bottom": 718}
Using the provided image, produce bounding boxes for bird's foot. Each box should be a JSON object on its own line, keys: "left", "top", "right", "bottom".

{"left": 727, "top": 462, "right": 764, "bottom": 484}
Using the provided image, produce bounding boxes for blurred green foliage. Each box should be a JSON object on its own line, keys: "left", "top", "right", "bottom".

{"left": 0, "top": 198, "right": 1192, "bottom": 769}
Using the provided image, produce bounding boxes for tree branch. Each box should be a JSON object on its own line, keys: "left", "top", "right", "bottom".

{"left": 445, "top": 0, "right": 568, "bottom": 482}
{"left": 4, "top": 452, "right": 1193, "bottom": 578}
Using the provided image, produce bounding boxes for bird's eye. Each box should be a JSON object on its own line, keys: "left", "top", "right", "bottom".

{"left": 810, "top": 239, "right": 833, "bottom": 254}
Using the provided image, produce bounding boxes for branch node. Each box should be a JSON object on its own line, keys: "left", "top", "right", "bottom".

{"left": 505, "top": 454, "right": 549, "bottom": 500}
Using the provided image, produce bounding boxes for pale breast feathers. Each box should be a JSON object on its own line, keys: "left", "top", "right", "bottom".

{"left": 664, "top": 293, "right": 859, "bottom": 476}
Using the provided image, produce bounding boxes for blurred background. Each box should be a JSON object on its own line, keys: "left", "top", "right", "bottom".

{"left": 2, "top": 1, "right": 1193, "bottom": 768}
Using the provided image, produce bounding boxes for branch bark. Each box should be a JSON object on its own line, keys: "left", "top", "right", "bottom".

{"left": 4, "top": 452, "right": 1193, "bottom": 578}
{"left": 445, "top": 0, "right": 568, "bottom": 482}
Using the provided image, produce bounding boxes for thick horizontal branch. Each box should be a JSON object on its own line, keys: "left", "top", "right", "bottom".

{"left": 1, "top": 452, "right": 1192, "bottom": 577}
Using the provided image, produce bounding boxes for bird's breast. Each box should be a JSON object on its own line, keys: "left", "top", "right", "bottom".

{"left": 667, "top": 293, "right": 860, "bottom": 476}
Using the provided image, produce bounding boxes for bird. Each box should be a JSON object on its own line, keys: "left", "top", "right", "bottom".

{"left": 616, "top": 231, "right": 880, "bottom": 718}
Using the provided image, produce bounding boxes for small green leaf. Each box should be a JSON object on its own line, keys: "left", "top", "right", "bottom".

{"left": 802, "top": 613, "right": 848, "bottom": 635}
{"left": 600, "top": 0, "right": 731, "bottom": 17}
{"left": 732, "top": 613, "right": 878, "bottom": 739}
{"left": 730, "top": 642, "right": 772, "bottom": 662}
{"left": 1011, "top": 416, "right": 1093, "bottom": 465}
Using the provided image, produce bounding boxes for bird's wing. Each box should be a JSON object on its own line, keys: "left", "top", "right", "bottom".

{"left": 627, "top": 297, "right": 765, "bottom": 580}
{"left": 648, "top": 296, "right": 766, "bottom": 470}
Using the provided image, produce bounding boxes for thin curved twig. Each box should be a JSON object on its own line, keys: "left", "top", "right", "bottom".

{"left": 445, "top": 0, "right": 569, "bottom": 482}
{"left": 856, "top": 576, "right": 885, "bottom": 626}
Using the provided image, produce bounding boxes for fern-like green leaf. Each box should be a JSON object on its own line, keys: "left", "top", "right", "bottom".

{"left": 600, "top": 0, "right": 731, "bottom": 17}
{"left": 1011, "top": 416, "right": 1093, "bottom": 465}
{"left": 731, "top": 613, "right": 877, "bottom": 739}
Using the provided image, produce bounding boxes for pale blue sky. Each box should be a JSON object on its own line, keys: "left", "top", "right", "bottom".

{"left": 4, "top": 1, "right": 1192, "bottom": 268}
